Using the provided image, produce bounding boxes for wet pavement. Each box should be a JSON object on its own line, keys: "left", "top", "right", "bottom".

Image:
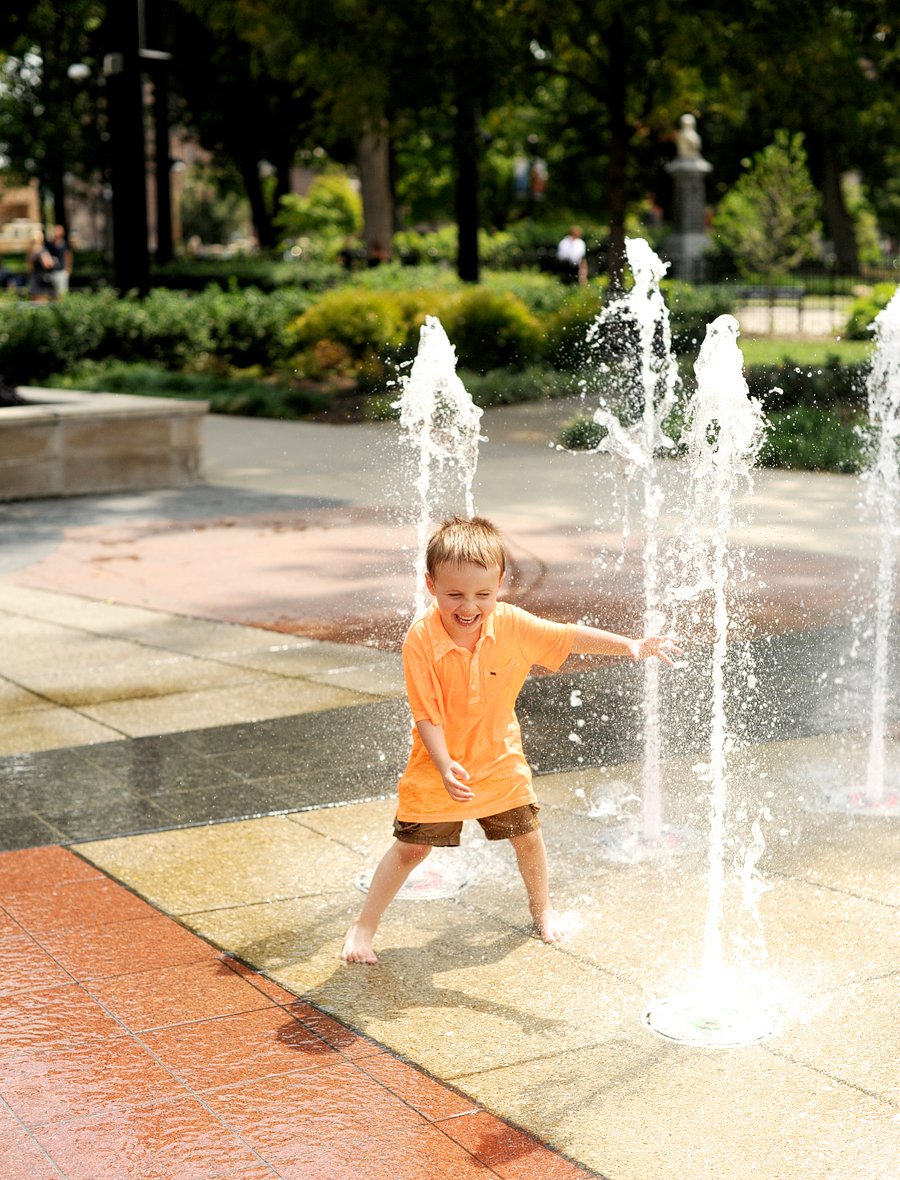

{"left": 0, "top": 844, "right": 589, "bottom": 1179}
{"left": 1, "top": 406, "right": 899, "bottom": 1177}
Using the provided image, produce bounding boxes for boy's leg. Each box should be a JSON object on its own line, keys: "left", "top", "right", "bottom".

{"left": 341, "top": 840, "right": 431, "bottom": 964}
{"left": 509, "top": 828, "right": 572, "bottom": 944}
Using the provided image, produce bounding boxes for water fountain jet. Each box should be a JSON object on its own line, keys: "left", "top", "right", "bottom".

{"left": 816, "top": 287, "right": 900, "bottom": 814}
{"left": 643, "top": 314, "right": 780, "bottom": 1046}
{"left": 358, "top": 315, "right": 483, "bottom": 902}
{"left": 586, "top": 238, "right": 701, "bottom": 861}
{"left": 398, "top": 315, "right": 483, "bottom": 621}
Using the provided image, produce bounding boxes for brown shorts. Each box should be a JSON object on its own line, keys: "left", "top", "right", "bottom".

{"left": 393, "top": 803, "right": 540, "bottom": 847}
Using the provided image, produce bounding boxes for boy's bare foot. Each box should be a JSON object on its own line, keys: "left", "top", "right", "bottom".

{"left": 341, "top": 921, "right": 378, "bottom": 964}
{"left": 534, "top": 908, "right": 573, "bottom": 944}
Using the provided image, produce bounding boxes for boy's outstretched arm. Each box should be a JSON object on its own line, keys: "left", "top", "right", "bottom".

{"left": 572, "top": 626, "right": 682, "bottom": 666}
{"left": 416, "top": 719, "right": 475, "bottom": 801}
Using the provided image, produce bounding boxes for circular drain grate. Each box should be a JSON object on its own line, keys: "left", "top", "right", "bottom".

{"left": 642, "top": 995, "right": 782, "bottom": 1048}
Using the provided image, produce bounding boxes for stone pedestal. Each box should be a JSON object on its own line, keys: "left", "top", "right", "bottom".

{"left": 0, "top": 387, "right": 206, "bottom": 501}
{"left": 664, "top": 157, "right": 712, "bottom": 282}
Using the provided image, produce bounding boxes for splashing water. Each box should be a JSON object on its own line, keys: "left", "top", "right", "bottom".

{"left": 863, "top": 288, "right": 900, "bottom": 802}
{"left": 360, "top": 316, "right": 483, "bottom": 904}
{"left": 587, "top": 238, "right": 680, "bottom": 848}
{"left": 398, "top": 316, "right": 483, "bottom": 618}
{"left": 644, "top": 315, "right": 780, "bottom": 1046}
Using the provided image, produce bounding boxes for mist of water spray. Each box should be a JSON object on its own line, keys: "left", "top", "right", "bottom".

{"left": 863, "top": 288, "right": 900, "bottom": 801}
{"left": 587, "top": 238, "right": 679, "bottom": 839}
{"left": 678, "top": 314, "right": 766, "bottom": 988}
{"left": 398, "top": 316, "right": 483, "bottom": 618}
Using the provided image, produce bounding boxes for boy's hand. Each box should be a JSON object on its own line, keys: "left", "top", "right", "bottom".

{"left": 442, "top": 761, "right": 474, "bottom": 802}
{"left": 634, "top": 636, "right": 682, "bottom": 666}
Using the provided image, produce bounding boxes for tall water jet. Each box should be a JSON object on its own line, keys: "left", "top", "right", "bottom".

{"left": 643, "top": 315, "right": 780, "bottom": 1046}
{"left": 586, "top": 238, "right": 684, "bottom": 856}
{"left": 862, "top": 287, "right": 900, "bottom": 802}
{"left": 398, "top": 315, "right": 483, "bottom": 620}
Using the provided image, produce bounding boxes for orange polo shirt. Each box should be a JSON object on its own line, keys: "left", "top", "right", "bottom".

{"left": 397, "top": 601, "right": 576, "bottom": 823}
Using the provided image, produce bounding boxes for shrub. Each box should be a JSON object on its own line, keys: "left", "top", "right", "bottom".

{"left": 289, "top": 288, "right": 408, "bottom": 356}
{"left": 557, "top": 414, "right": 607, "bottom": 450}
{"left": 439, "top": 287, "right": 540, "bottom": 372}
{"left": 543, "top": 289, "right": 605, "bottom": 370}
{"left": 461, "top": 365, "right": 575, "bottom": 407}
{"left": 759, "top": 405, "right": 867, "bottom": 473}
{"left": 845, "top": 283, "right": 898, "bottom": 340}
{"left": 0, "top": 285, "right": 312, "bottom": 384}
{"left": 745, "top": 356, "right": 868, "bottom": 412}
{"left": 664, "top": 282, "right": 737, "bottom": 355}
{"left": 37, "top": 359, "right": 332, "bottom": 418}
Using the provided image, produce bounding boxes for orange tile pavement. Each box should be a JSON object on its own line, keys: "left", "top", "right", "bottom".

{"left": 0, "top": 845, "right": 595, "bottom": 1180}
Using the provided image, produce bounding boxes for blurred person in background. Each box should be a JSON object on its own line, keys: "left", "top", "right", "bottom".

{"left": 46, "top": 225, "right": 73, "bottom": 299}
{"left": 556, "top": 225, "right": 587, "bottom": 285}
{"left": 27, "top": 231, "right": 55, "bottom": 302}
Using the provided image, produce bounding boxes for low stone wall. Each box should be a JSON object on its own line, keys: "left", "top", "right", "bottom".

{"left": 0, "top": 387, "right": 207, "bottom": 501}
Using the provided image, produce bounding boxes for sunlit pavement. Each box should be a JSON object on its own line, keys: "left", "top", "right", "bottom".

{"left": 1, "top": 408, "right": 899, "bottom": 1177}
{"left": 0, "top": 845, "right": 589, "bottom": 1179}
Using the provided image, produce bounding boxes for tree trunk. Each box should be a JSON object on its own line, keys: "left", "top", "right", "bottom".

{"left": 821, "top": 145, "right": 858, "bottom": 274}
{"left": 454, "top": 91, "right": 479, "bottom": 283}
{"left": 153, "top": 73, "right": 173, "bottom": 264}
{"left": 606, "top": 16, "right": 628, "bottom": 295}
{"left": 51, "top": 166, "right": 67, "bottom": 233}
{"left": 358, "top": 129, "right": 394, "bottom": 260}
{"left": 240, "top": 157, "right": 276, "bottom": 249}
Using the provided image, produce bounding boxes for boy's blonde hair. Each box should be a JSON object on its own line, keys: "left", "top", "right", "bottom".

{"left": 426, "top": 516, "right": 507, "bottom": 577}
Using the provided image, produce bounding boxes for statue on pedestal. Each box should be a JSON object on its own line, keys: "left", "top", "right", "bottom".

{"left": 664, "top": 115, "right": 713, "bottom": 281}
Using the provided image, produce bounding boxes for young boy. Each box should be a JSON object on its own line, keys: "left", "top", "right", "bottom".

{"left": 342, "top": 516, "right": 680, "bottom": 964}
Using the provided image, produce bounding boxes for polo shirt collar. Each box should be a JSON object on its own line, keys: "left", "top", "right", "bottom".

{"left": 422, "top": 599, "right": 497, "bottom": 660}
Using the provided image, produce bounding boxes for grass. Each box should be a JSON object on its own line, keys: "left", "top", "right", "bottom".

{"left": 739, "top": 338, "right": 872, "bottom": 366}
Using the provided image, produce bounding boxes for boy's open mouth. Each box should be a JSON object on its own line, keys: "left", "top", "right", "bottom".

{"left": 454, "top": 613, "right": 479, "bottom": 627}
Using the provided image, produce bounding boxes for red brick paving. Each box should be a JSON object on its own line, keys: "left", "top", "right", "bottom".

{"left": 10, "top": 507, "right": 883, "bottom": 654}
{"left": 0, "top": 846, "right": 594, "bottom": 1180}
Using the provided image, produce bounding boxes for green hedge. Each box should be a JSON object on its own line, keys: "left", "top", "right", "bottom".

{"left": 0, "top": 286, "right": 311, "bottom": 384}
{"left": 745, "top": 356, "right": 868, "bottom": 411}
{"left": 1, "top": 274, "right": 735, "bottom": 386}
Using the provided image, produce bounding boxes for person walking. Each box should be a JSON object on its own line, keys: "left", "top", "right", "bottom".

{"left": 27, "top": 231, "right": 55, "bottom": 302}
{"left": 556, "top": 225, "right": 587, "bottom": 285}
{"left": 46, "top": 225, "right": 73, "bottom": 299}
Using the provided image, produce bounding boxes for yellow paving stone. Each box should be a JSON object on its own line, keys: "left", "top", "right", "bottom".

{"left": 266, "top": 900, "right": 645, "bottom": 1078}
{"left": 182, "top": 891, "right": 360, "bottom": 979}
{"left": 453, "top": 1039, "right": 900, "bottom": 1180}
{"left": 76, "top": 816, "right": 363, "bottom": 913}
{"left": 78, "top": 677, "right": 366, "bottom": 736}
{"left": 773, "top": 972, "right": 900, "bottom": 1102}
{"left": 286, "top": 796, "right": 399, "bottom": 854}
{"left": 0, "top": 675, "right": 50, "bottom": 714}
{"left": 0, "top": 704, "right": 123, "bottom": 754}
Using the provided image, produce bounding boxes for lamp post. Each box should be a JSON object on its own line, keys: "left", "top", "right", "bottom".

{"left": 104, "top": 1, "right": 150, "bottom": 294}
{"left": 144, "top": 0, "right": 173, "bottom": 266}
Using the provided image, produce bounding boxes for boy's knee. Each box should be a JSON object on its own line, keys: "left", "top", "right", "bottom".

{"left": 396, "top": 840, "right": 431, "bottom": 864}
{"left": 510, "top": 828, "right": 543, "bottom": 851}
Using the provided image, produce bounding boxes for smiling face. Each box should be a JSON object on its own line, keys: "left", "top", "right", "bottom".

{"left": 425, "top": 560, "right": 505, "bottom": 649}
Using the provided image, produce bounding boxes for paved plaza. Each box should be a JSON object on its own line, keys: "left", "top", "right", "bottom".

{"left": 0, "top": 404, "right": 899, "bottom": 1178}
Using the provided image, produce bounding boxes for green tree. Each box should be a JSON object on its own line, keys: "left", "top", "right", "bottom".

{"left": 715, "top": 0, "right": 900, "bottom": 271}
{"left": 275, "top": 173, "right": 363, "bottom": 240}
{"left": 519, "top": 0, "right": 729, "bottom": 290}
{"left": 0, "top": 0, "right": 107, "bottom": 229}
{"left": 711, "top": 131, "right": 822, "bottom": 274}
{"left": 168, "top": 3, "right": 319, "bottom": 249}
